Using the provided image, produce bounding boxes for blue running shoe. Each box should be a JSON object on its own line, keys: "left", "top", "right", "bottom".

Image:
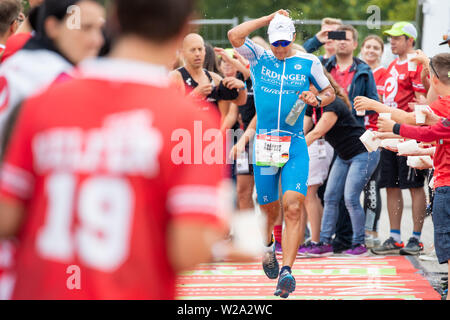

{"left": 262, "top": 243, "right": 279, "bottom": 279}
{"left": 274, "top": 270, "right": 296, "bottom": 299}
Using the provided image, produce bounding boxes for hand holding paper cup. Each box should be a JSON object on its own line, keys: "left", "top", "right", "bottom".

{"left": 377, "top": 116, "right": 396, "bottom": 133}
{"left": 359, "top": 130, "right": 381, "bottom": 153}
{"left": 381, "top": 138, "right": 401, "bottom": 149}
{"left": 407, "top": 53, "right": 418, "bottom": 72}
{"left": 397, "top": 140, "right": 419, "bottom": 155}
{"left": 415, "top": 105, "right": 428, "bottom": 124}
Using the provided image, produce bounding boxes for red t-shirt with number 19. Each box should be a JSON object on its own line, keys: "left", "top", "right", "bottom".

{"left": 0, "top": 58, "right": 227, "bottom": 300}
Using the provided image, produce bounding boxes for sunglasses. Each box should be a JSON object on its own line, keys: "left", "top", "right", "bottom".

{"left": 271, "top": 40, "right": 292, "bottom": 47}
{"left": 429, "top": 59, "right": 440, "bottom": 79}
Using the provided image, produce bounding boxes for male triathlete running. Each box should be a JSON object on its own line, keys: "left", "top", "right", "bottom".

{"left": 228, "top": 9, "right": 335, "bottom": 298}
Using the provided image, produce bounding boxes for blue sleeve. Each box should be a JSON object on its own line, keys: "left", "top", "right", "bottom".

{"left": 303, "top": 36, "right": 323, "bottom": 54}
{"left": 365, "top": 71, "right": 379, "bottom": 115}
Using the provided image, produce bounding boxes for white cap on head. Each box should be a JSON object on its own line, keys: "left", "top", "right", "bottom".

{"left": 267, "top": 13, "right": 295, "bottom": 44}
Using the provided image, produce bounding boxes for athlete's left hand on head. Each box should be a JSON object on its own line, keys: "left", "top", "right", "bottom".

{"left": 377, "top": 118, "right": 396, "bottom": 133}
{"left": 300, "top": 91, "right": 318, "bottom": 106}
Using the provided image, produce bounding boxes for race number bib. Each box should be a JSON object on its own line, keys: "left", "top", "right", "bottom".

{"left": 255, "top": 134, "right": 291, "bottom": 167}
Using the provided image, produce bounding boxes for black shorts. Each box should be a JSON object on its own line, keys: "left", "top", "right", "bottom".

{"left": 378, "top": 149, "right": 426, "bottom": 189}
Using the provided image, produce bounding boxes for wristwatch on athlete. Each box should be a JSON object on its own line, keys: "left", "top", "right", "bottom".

{"left": 315, "top": 95, "right": 322, "bottom": 108}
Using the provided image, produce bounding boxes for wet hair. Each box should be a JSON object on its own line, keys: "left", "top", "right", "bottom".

{"left": 115, "top": 0, "right": 196, "bottom": 42}
{"left": 361, "top": 35, "right": 384, "bottom": 53}
{"left": 0, "top": 0, "right": 22, "bottom": 35}
{"left": 430, "top": 53, "right": 450, "bottom": 85}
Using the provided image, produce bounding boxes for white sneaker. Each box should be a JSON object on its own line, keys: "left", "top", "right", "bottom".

{"left": 419, "top": 249, "right": 438, "bottom": 261}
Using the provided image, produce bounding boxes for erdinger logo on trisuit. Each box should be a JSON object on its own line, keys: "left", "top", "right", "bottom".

{"left": 261, "top": 65, "right": 307, "bottom": 87}
{"left": 32, "top": 110, "right": 163, "bottom": 176}
{"left": 383, "top": 67, "right": 399, "bottom": 108}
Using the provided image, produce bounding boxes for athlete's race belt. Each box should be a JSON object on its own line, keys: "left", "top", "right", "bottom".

{"left": 255, "top": 134, "right": 291, "bottom": 167}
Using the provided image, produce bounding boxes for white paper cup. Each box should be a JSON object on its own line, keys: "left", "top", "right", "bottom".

{"left": 397, "top": 140, "right": 419, "bottom": 155}
{"left": 415, "top": 105, "right": 428, "bottom": 124}
{"left": 359, "top": 130, "right": 380, "bottom": 152}
{"left": 379, "top": 113, "right": 392, "bottom": 120}
{"left": 356, "top": 109, "right": 366, "bottom": 116}
{"left": 381, "top": 138, "right": 401, "bottom": 149}
{"left": 407, "top": 53, "right": 417, "bottom": 72}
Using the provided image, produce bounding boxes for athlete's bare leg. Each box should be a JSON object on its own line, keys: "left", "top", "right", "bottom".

{"left": 281, "top": 191, "right": 306, "bottom": 267}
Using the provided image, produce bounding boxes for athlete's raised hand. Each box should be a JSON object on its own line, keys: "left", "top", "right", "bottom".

{"left": 265, "top": 9, "right": 290, "bottom": 24}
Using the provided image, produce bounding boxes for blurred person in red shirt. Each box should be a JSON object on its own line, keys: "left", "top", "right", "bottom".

{"left": 0, "top": 0, "right": 240, "bottom": 300}
{"left": 376, "top": 53, "right": 450, "bottom": 299}
{"left": 366, "top": 22, "right": 428, "bottom": 256}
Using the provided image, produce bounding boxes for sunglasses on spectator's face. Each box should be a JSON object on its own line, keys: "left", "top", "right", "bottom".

{"left": 429, "top": 59, "right": 440, "bottom": 79}
{"left": 271, "top": 40, "right": 291, "bottom": 47}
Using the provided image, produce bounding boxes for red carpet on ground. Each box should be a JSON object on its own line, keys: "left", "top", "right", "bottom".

{"left": 176, "top": 256, "right": 441, "bottom": 300}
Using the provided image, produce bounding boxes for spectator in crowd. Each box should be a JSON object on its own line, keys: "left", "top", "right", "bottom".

{"left": 303, "top": 17, "right": 343, "bottom": 65}
{"left": 324, "top": 24, "right": 379, "bottom": 126}
{"left": 204, "top": 42, "right": 220, "bottom": 74}
{"left": 371, "top": 22, "right": 428, "bottom": 256}
{"left": 0, "top": 0, "right": 105, "bottom": 147}
{"left": 0, "top": 0, "right": 22, "bottom": 60}
{"left": 169, "top": 33, "right": 247, "bottom": 124}
{"left": 359, "top": 34, "right": 389, "bottom": 248}
{"left": 298, "top": 78, "right": 343, "bottom": 255}
{"left": 0, "top": 0, "right": 243, "bottom": 300}
{"left": 215, "top": 47, "right": 256, "bottom": 211}
{"left": 302, "top": 70, "right": 380, "bottom": 256}
{"left": 375, "top": 53, "right": 449, "bottom": 299}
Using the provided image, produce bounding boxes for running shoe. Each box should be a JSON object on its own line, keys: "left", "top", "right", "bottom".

{"left": 332, "top": 240, "right": 352, "bottom": 254}
{"left": 297, "top": 241, "right": 311, "bottom": 257}
{"left": 399, "top": 237, "right": 424, "bottom": 256}
{"left": 344, "top": 244, "right": 369, "bottom": 256}
{"left": 262, "top": 243, "right": 279, "bottom": 279}
{"left": 308, "top": 242, "right": 333, "bottom": 257}
{"left": 274, "top": 270, "right": 296, "bottom": 299}
{"left": 274, "top": 241, "right": 283, "bottom": 255}
{"left": 370, "top": 237, "right": 404, "bottom": 255}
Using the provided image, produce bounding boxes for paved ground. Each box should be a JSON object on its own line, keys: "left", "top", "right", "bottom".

{"left": 375, "top": 189, "right": 447, "bottom": 297}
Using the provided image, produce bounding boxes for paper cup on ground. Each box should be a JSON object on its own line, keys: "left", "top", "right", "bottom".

{"left": 415, "top": 105, "right": 428, "bottom": 124}
{"left": 359, "top": 130, "right": 380, "bottom": 152}
{"left": 397, "top": 140, "right": 419, "bottom": 155}
{"left": 379, "top": 113, "right": 392, "bottom": 120}
{"left": 381, "top": 138, "right": 401, "bottom": 149}
{"left": 407, "top": 53, "right": 417, "bottom": 72}
{"left": 356, "top": 109, "right": 366, "bottom": 116}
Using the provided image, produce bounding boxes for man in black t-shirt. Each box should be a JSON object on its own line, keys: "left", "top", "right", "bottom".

{"left": 169, "top": 33, "right": 247, "bottom": 122}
